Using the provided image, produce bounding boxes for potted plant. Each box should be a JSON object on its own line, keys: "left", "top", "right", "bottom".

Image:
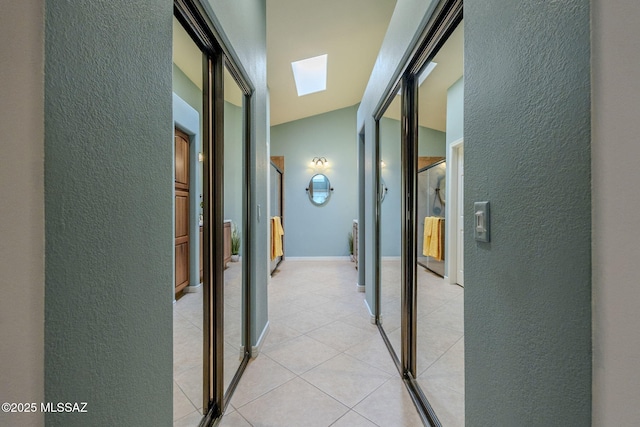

{"left": 348, "top": 231, "right": 354, "bottom": 262}
{"left": 231, "top": 224, "right": 241, "bottom": 262}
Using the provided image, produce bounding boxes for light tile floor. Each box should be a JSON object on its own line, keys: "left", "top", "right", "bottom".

{"left": 174, "top": 260, "right": 464, "bottom": 426}
{"left": 381, "top": 260, "right": 465, "bottom": 426}
{"left": 173, "top": 260, "right": 244, "bottom": 426}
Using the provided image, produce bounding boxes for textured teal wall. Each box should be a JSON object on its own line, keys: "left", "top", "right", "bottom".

{"left": 271, "top": 105, "right": 358, "bottom": 257}
{"left": 44, "top": 1, "right": 173, "bottom": 425}
{"left": 465, "top": 0, "right": 591, "bottom": 424}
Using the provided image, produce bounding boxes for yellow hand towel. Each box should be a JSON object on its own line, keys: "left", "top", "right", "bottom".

{"left": 427, "top": 217, "right": 444, "bottom": 261}
{"left": 271, "top": 216, "right": 284, "bottom": 260}
{"left": 423, "top": 217, "right": 433, "bottom": 256}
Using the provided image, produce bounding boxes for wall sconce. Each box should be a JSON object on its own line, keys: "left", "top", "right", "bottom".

{"left": 310, "top": 157, "right": 329, "bottom": 168}
{"left": 198, "top": 152, "right": 204, "bottom": 162}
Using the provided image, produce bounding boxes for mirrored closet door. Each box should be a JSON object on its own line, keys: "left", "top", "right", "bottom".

{"left": 377, "top": 81, "right": 403, "bottom": 364}
{"left": 373, "top": 1, "right": 464, "bottom": 425}
{"left": 174, "top": 1, "right": 253, "bottom": 423}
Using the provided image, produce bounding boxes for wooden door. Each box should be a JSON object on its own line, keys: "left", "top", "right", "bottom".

{"left": 175, "top": 128, "right": 190, "bottom": 293}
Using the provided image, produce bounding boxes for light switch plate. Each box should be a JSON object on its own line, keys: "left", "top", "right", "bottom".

{"left": 474, "top": 201, "right": 490, "bottom": 242}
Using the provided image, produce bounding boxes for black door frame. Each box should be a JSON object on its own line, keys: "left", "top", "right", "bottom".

{"left": 174, "top": 1, "right": 253, "bottom": 424}
{"left": 373, "top": 0, "right": 463, "bottom": 425}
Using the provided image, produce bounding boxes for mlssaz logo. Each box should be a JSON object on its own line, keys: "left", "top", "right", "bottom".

{"left": 41, "top": 402, "right": 88, "bottom": 413}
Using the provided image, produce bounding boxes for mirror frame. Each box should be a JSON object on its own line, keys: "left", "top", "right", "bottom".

{"left": 306, "top": 173, "right": 332, "bottom": 206}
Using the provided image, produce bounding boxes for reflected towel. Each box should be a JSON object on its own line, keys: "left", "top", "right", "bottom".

{"left": 423, "top": 217, "right": 433, "bottom": 256}
{"left": 271, "top": 216, "right": 284, "bottom": 260}
{"left": 424, "top": 216, "right": 444, "bottom": 261}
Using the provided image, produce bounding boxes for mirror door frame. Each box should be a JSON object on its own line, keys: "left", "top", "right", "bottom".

{"left": 373, "top": 0, "right": 462, "bottom": 425}
{"left": 174, "top": 0, "right": 254, "bottom": 423}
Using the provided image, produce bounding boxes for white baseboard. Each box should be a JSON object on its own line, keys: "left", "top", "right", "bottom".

{"left": 285, "top": 256, "right": 352, "bottom": 262}
{"left": 356, "top": 282, "right": 365, "bottom": 293}
{"left": 184, "top": 283, "right": 202, "bottom": 293}
{"left": 251, "top": 321, "right": 270, "bottom": 358}
{"left": 364, "top": 298, "right": 376, "bottom": 324}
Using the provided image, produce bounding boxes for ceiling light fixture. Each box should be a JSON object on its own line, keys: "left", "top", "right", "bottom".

{"left": 291, "top": 54, "right": 328, "bottom": 96}
{"left": 310, "top": 157, "right": 329, "bottom": 167}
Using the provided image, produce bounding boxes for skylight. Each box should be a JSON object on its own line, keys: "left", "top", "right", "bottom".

{"left": 291, "top": 54, "right": 328, "bottom": 96}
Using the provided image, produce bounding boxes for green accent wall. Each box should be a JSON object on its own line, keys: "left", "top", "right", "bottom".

{"left": 44, "top": 1, "right": 173, "bottom": 425}
{"left": 464, "top": 0, "right": 591, "bottom": 423}
{"left": 270, "top": 105, "right": 444, "bottom": 258}
{"left": 271, "top": 105, "right": 358, "bottom": 257}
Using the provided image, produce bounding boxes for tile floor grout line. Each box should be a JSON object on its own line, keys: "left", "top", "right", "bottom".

{"left": 174, "top": 380, "right": 199, "bottom": 414}
{"left": 416, "top": 332, "right": 465, "bottom": 377}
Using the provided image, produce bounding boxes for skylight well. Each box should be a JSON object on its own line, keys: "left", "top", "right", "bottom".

{"left": 291, "top": 54, "right": 328, "bottom": 96}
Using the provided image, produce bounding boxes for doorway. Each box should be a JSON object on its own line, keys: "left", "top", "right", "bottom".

{"left": 448, "top": 139, "right": 464, "bottom": 286}
{"left": 175, "top": 127, "right": 191, "bottom": 294}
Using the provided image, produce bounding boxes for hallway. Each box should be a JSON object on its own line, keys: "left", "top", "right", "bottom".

{"left": 173, "top": 260, "right": 463, "bottom": 426}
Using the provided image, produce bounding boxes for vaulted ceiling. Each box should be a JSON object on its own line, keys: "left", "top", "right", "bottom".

{"left": 266, "top": 0, "right": 397, "bottom": 126}
{"left": 174, "top": 1, "right": 463, "bottom": 130}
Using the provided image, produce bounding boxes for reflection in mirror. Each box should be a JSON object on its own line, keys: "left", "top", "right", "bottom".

{"left": 307, "top": 173, "right": 331, "bottom": 205}
{"left": 379, "top": 81, "right": 402, "bottom": 360}
{"left": 223, "top": 64, "right": 245, "bottom": 399}
{"left": 379, "top": 177, "right": 388, "bottom": 203}
{"left": 417, "top": 161, "right": 446, "bottom": 275}
{"left": 171, "top": 16, "right": 207, "bottom": 417}
{"left": 172, "top": 18, "right": 209, "bottom": 413}
{"left": 415, "top": 21, "right": 465, "bottom": 426}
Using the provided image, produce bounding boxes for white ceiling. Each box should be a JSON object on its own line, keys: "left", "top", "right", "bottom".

{"left": 418, "top": 23, "right": 464, "bottom": 131}
{"left": 383, "top": 23, "right": 464, "bottom": 131}
{"left": 173, "top": 2, "right": 463, "bottom": 130}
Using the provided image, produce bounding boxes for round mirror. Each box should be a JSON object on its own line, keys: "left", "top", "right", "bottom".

{"left": 307, "top": 174, "right": 332, "bottom": 206}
